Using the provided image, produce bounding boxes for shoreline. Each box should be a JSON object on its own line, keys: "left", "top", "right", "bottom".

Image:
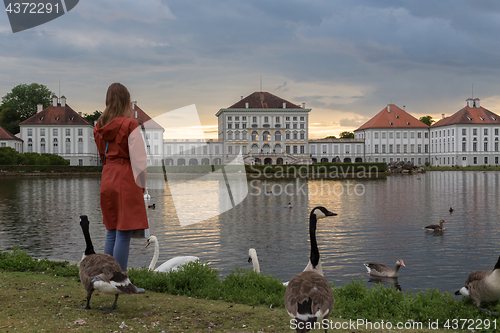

{"left": 0, "top": 170, "right": 389, "bottom": 179}
{"left": 1, "top": 165, "right": 499, "bottom": 178}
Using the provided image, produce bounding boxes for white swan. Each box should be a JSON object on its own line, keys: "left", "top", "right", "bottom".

{"left": 248, "top": 248, "right": 260, "bottom": 273}
{"left": 144, "top": 187, "right": 151, "bottom": 200}
{"left": 247, "top": 248, "right": 289, "bottom": 286}
{"left": 145, "top": 235, "right": 199, "bottom": 273}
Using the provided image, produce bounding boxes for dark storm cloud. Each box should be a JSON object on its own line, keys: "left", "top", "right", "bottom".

{"left": 2, "top": 0, "right": 500, "bottom": 129}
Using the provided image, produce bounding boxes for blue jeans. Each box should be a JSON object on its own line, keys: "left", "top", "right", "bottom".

{"left": 104, "top": 229, "right": 133, "bottom": 272}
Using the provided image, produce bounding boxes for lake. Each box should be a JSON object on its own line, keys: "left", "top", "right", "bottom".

{"left": 0, "top": 171, "right": 499, "bottom": 295}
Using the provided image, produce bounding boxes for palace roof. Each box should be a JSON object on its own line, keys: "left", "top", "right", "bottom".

{"left": 356, "top": 104, "right": 429, "bottom": 131}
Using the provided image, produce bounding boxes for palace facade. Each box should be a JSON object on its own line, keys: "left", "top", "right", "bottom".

{"left": 15, "top": 92, "right": 500, "bottom": 167}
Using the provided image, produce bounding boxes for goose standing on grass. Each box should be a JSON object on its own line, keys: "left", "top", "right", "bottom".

{"left": 285, "top": 207, "right": 337, "bottom": 332}
{"left": 455, "top": 255, "right": 500, "bottom": 315}
{"left": 145, "top": 235, "right": 199, "bottom": 272}
{"left": 363, "top": 259, "right": 405, "bottom": 278}
{"left": 423, "top": 219, "right": 446, "bottom": 232}
{"left": 78, "top": 215, "right": 139, "bottom": 310}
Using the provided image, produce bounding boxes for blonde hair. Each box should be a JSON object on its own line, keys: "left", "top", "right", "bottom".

{"left": 98, "top": 83, "right": 131, "bottom": 127}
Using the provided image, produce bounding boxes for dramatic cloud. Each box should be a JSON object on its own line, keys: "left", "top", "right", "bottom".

{"left": 2, "top": 0, "right": 500, "bottom": 138}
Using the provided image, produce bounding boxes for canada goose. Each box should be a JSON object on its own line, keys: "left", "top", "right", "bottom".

{"left": 455, "top": 255, "right": 500, "bottom": 315}
{"left": 78, "top": 215, "right": 139, "bottom": 310}
{"left": 248, "top": 248, "right": 260, "bottom": 273}
{"left": 423, "top": 219, "right": 446, "bottom": 232}
{"left": 144, "top": 187, "right": 151, "bottom": 200}
{"left": 284, "top": 207, "right": 337, "bottom": 332}
{"left": 363, "top": 259, "right": 405, "bottom": 278}
{"left": 145, "top": 235, "right": 199, "bottom": 272}
{"left": 449, "top": 207, "right": 454, "bottom": 213}
{"left": 148, "top": 203, "right": 155, "bottom": 209}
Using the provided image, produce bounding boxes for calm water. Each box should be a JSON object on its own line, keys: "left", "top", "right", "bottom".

{"left": 1, "top": 171, "right": 500, "bottom": 295}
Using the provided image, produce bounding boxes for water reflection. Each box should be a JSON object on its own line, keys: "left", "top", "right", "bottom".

{"left": 1, "top": 171, "right": 500, "bottom": 295}
{"left": 367, "top": 276, "right": 402, "bottom": 291}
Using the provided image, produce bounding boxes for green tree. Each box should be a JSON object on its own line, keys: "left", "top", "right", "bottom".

{"left": 1, "top": 83, "right": 54, "bottom": 121}
{"left": 41, "top": 153, "right": 70, "bottom": 165}
{"left": 323, "top": 135, "right": 337, "bottom": 139}
{"left": 83, "top": 110, "right": 102, "bottom": 125}
{"left": 21, "top": 152, "right": 43, "bottom": 165}
{"left": 0, "top": 147, "right": 18, "bottom": 165}
{"left": 339, "top": 131, "right": 354, "bottom": 139}
{"left": 419, "top": 115, "right": 435, "bottom": 126}
{"left": 0, "top": 106, "right": 21, "bottom": 134}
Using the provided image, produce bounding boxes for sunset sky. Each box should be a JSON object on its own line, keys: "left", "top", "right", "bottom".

{"left": 2, "top": 1, "right": 500, "bottom": 139}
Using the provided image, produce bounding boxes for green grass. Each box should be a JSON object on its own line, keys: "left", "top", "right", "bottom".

{"left": 2, "top": 247, "right": 500, "bottom": 332}
{"left": 333, "top": 278, "right": 498, "bottom": 329}
{"left": 0, "top": 246, "right": 80, "bottom": 277}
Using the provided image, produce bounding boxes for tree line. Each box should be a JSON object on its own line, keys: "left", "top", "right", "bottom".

{"left": 0, "top": 147, "right": 69, "bottom": 165}
{"left": 0, "top": 83, "right": 101, "bottom": 135}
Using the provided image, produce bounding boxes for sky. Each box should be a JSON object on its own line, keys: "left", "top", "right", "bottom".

{"left": 2, "top": 0, "right": 500, "bottom": 139}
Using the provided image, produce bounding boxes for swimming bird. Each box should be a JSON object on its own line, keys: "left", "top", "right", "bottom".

{"left": 144, "top": 187, "right": 151, "bottom": 200}
{"left": 148, "top": 203, "right": 155, "bottom": 209}
{"left": 449, "top": 207, "right": 454, "bottom": 213}
{"left": 145, "top": 235, "right": 199, "bottom": 273}
{"left": 284, "top": 207, "right": 337, "bottom": 332}
{"left": 78, "top": 215, "right": 139, "bottom": 310}
{"left": 455, "top": 255, "right": 500, "bottom": 315}
{"left": 363, "top": 259, "right": 405, "bottom": 278}
{"left": 423, "top": 219, "right": 446, "bottom": 232}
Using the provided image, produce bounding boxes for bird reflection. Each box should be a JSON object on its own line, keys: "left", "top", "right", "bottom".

{"left": 424, "top": 229, "right": 445, "bottom": 237}
{"left": 368, "top": 276, "right": 402, "bottom": 291}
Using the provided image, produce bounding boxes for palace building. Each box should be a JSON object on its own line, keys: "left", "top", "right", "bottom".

{"left": 19, "top": 95, "right": 98, "bottom": 166}
{"left": 216, "top": 92, "right": 312, "bottom": 165}
{"left": 0, "top": 125, "right": 23, "bottom": 152}
{"left": 430, "top": 98, "right": 500, "bottom": 166}
{"left": 354, "top": 104, "right": 430, "bottom": 166}
{"left": 16, "top": 92, "right": 500, "bottom": 167}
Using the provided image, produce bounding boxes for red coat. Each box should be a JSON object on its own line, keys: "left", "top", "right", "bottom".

{"left": 94, "top": 116, "right": 149, "bottom": 231}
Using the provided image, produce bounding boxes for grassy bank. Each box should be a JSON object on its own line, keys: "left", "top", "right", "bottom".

{"left": 0, "top": 270, "right": 292, "bottom": 332}
{"left": 1, "top": 248, "right": 499, "bottom": 332}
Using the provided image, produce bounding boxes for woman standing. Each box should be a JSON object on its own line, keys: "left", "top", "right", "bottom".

{"left": 94, "top": 83, "right": 149, "bottom": 272}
